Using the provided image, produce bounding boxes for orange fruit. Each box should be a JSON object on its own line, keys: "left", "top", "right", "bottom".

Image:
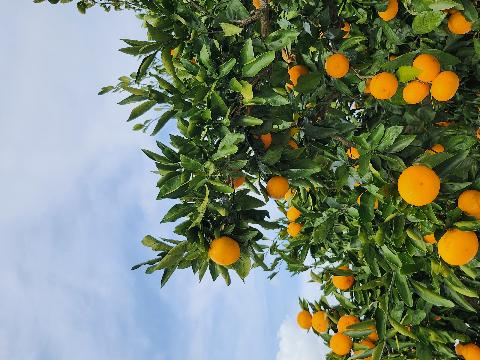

{"left": 333, "top": 266, "right": 355, "bottom": 290}
{"left": 438, "top": 229, "right": 479, "bottom": 266}
{"left": 260, "top": 133, "right": 272, "bottom": 149}
{"left": 367, "top": 325, "right": 379, "bottom": 342}
{"left": 431, "top": 71, "right": 460, "bottom": 102}
{"left": 364, "top": 79, "right": 372, "bottom": 94}
{"left": 312, "top": 311, "right": 330, "bottom": 332}
{"left": 325, "top": 53, "right": 350, "bottom": 78}
{"left": 288, "top": 65, "right": 309, "bottom": 86}
{"left": 287, "top": 222, "right": 303, "bottom": 237}
{"left": 354, "top": 339, "right": 375, "bottom": 360}
{"left": 397, "top": 165, "right": 440, "bottom": 206}
{"left": 233, "top": 176, "right": 245, "bottom": 189}
{"left": 424, "top": 233, "right": 437, "bottom": 244}
{"left": 337, "top": 315, "right": 360, "bottom": 333}
{"left": 370, "top": 72, "right": 398, "bottom": 100}
{"left": 347, "top": 147, "right": 360, "bottom": 160}
{"left": 330, "top": 333, "right": 353, "bottom": 356}
{"left": 297, "top": 310, "right": 312, "bottom": 329}
{"left": 413, "top": 54, "right": 440, "bottom": 83}
{"left": 357, "top": 194, "right": 379, "bottom": 209}
{"left": 252, "top": 0, "right": 261, "bottom": 9}
{"left": 378, "top": 0, "right": 398, "bottom": 21}
{"left": 341, "top": 22, "right": 351, "bottom": 38}
{"left": 435, "top": 121, "right": 454, "bottom": 127}
{"left": 286, "top": 206, "right": 301, "bottom": 222}
{"left": 288, "top": 139, "right": 299, "bottom": 149}
{"left": 456, "top": 343, "right": 480, "bottom": 359}
{"left": 458, "top": 190, "right": 480, "bottom": 218}
{"left": 208, "top": 236, "right": 241, "bottom": 266}
{"left": 266, "top": 176, "right": 289, "bottom": 199}
{"left": 403, "top": 80, "right": 430, "bottom": 104}
{"left": 476, "top": 128, "right": 480, "bottom": 140}
{"left": 430, "top": 144, "right": 445, "bottom": 153}
{"left": 448, "top": 11, "right": 472, "bottom": 35}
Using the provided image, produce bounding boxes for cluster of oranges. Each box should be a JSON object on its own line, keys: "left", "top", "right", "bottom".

{"left": 456, "top": 343, "right": 480, "bottom": 360}
{"left": 297, "top": 309, "right": 379, "bottom": 358}
{"left": 397, "top": 165, "right": 479, "bottom": 266}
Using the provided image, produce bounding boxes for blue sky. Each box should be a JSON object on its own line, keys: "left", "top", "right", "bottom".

{"left": 0, "top": 2, "right": 328, "bottom": 359}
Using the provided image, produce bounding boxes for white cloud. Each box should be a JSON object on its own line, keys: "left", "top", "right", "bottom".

{"left": 276, "top": 318, "right": 329, "bottom": 360}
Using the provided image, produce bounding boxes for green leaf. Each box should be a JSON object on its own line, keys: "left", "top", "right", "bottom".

{"left": 190, "top": 185, "right": 209, "bottom": 228}
{"left": 237, "top": 116, "right": 263, "bottom": 126}
{"left": 219, "top": 58, "right": 237, "bottom": 78}
{"left": 428, "top": 0, "right": 463, "bottom": 11}
{"left": 394, "top": 271, "right": 413, "bottom": 307}
{"left": 136, "top": 52, "right": 156, "bottom": 83}
{"left": 220, "top": 22, "right": 243, "bottom": 36}
{"left": 157, "top": 174, "right": 184, "bottom": 198}
{"left": 141, "top": 235, "right": 172, "bottom": 251}
{"left": 389, "top": 316, "right": 418, "bottom": 340}
{"left": 240, "top": 38, "right": 254, "bottom": 65}
{"left": 411, "top": 280, "right": 455, "bottom": 307}
{"left": 242, "top": 51, "right": 275, "bottom": 77}
{"left": 234, "top": 256, "right": 251, "bottom": 280}
{"left": 98, "top": 86, "right": 114, "bottom": 95}
{"left": 377, "top": 126, "right": 404, "bottom": 151}
{"left": 213, "top": 132, "right": 245, "bottom": 160}
{"left": 127, "top": 100, "right": 156, "bottom": 121}
{"left": 396, "top": 66, "right": 421, "bottom": 83}
{"left": 454, "top": 220, "right": 480, "bottom": 231}
{"left": 265, "top": 29, "right": 299, "bottom": 51}
{"left": 161, "top": 204, "right": 195, "bottom": 223}
{"left": 381, "top": 245, "right": 402, "bottom": 268}
{"left": 151, "top": 109, "right": 176, "bottom": 136}
{"left": 412, "top": 11, "right": 446, "bottom": 34}
{"left": 295, "top": 72, "right": 323, "bottom": 93}
{"left": 180, "top": 155, "right": 203, "bottom": 172}
{"left": 151, "top": 241, "right": 187, "bottom": 270}
{"left": 372, "top": 341, "right": 385, "bottom": 360}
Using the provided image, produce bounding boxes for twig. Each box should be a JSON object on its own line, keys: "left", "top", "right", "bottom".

{"left": 259, "top": 0, "right": 270, "bottom": 38}
{"left": 232, "top": 13, "right": 261, "bottom": 26}
{"left": 332, "top": 135, "right": 355, "bottom": 148}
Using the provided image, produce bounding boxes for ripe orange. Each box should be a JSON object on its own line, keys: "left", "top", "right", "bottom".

{"left": 337, "top": 315, "right": 360, "bottom": 333}
{"left": 370, "top": 72, "right": 398, "bottom": 100}
{"left": 266, "top": 176, "right": 289, "bottom": 199}
{"left": 312, "top": 311, "right": 330, "bottom": 332}
{"left": 403, "top": 80, "right": 430, "bottom": 104}
{"left": 325, "top": 53, "right": 350, "bottom": 78}
{"left": 287, "top": 222, "right": 303, "bottom": 237}
{"left": 431, "top": 71, "right": 460, "bottom": 101}
{"left": 378, "top": 0, "right": 398, "bottom": 21}
{"left": 438, "top": 229, "right": 479, "bottom": 266}
{"left": 288, "top": 139, "right": 299, "bottom": 149}
{"left": 286, "top": 206, "right": 301, "bottom": 222}
{"left": 260, "top": 133, "right": 272, "bottom": 149}
{"left": 297, "top": 310, "right": 312, "bottom": 329}
{"left": 367, "top": 325, "right": 379, "bottom": 342}
{"left": 430, "top": 144, "right": 445, "bottom": 153}
{"left": 354, "top": 339, "right": 375, "bottom": 360}
{"left": 233, "top": 176, "right": 245, "bottom": 189}
{"left": 333, "top": 266, "right": 355, "bottom": 290}
{"left": 364, "top": 79, "right": 372, "bottom": 94}
{"left": 357, "top": 194, "right": 379, "bottom": 209}
{"left": 435, "top": 121, "right": 455, "bottom": 127}
{"left": 252, "top": 0, "right": 262, "bottom": 9}
{"left": 397, "top": 165, "right": 440, "bottom": 206}
{"left": 476, "top": 128, "right": 480, "bottom": 140}
{"left": 288, "top": 65, "right": 309, "bottom": 86}
{"left": 456, "top": 343, "right": 480, "bottom": 359}
{"left": 448, "top": 11, "right": 472, "bottom": 35}
{"left": 341, "top": 22, "right": 351, "bottom": 38}
{"left": 458, "top": 190, "right": 480, "bottom": 218}
{"left": 330, "top": 333, "right": 353, "bottom": 356}
{"left": 424, "top": 233, "right": 437, "bottom": 244}
{"left": 208, "top": 236, "right": 241, "bottom": 266}
{"left": 413, "top": 54, "right": 440, "bottom": 83}
{"left": 347, "top": 147, "right": 360, "bottom": 160}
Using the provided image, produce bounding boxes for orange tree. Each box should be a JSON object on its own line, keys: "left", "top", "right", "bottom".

{"left": 37, "top": 0, "right": 480, "bottom": 358}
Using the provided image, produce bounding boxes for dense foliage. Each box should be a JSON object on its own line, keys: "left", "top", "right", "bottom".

{"left": 38, "top": 0, "right": 480, "bottom": 358}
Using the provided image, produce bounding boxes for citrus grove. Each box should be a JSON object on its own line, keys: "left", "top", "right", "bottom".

{"left": 38, "top": 0, "right": 480, "bottom": 358}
